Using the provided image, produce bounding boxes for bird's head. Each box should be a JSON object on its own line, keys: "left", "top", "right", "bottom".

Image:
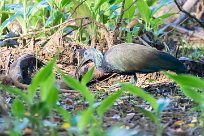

{"left": 75, "top": 48, "right": 103, "bottom": 77}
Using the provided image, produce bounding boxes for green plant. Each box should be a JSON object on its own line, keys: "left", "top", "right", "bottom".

{"left": 0, "top": 59, "right": 71, "bottom": 135}
{"left": 136, "top": 0, "right": 174, "bottom": 36}
{"left": 60, "top": 67, "right": 123, "bottom": 135}
{"left": 166, "top": 72, "right": 204, "bottom": 135}
{"left": 120, "top": 83, "right": 170, "bottom": 136}
{"left": 0, "top": 1, "right": 48, "bottom": 35}
{"left": 0, "top": 0, "right": 72, "bottom": 37}
{"left": 61, "top": 66, "right": 171, "bottom": 136}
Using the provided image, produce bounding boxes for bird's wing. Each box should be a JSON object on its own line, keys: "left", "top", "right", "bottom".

{"left": 104, "top": 44, "right": 158, "bottom": 73}
{"left": 104, "top": 44, "right": 184, "bottom": 73}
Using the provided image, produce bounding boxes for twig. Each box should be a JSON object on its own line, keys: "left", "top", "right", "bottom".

{"left": 3, "top": 17, "right": 89, "bottom": 41}
{"left": 85, "top": 17, "right": 112, "bottom": 47}
{"left": 63, "top": 21, "right": 92, "bottom": 38}
{"left": 113, "top": 0, "right": 126, "bottom": 33}
{"left": 171, "top": 24, "right": 204, "bottom": 40}
{"left": 71, "top": 0, "right": 87, "bottom": 15}
{"left": 124, "top": 0, "right": 137, "bottom": 12}
{"left": 174, "top": 0, "right": 204, "bottom": 28}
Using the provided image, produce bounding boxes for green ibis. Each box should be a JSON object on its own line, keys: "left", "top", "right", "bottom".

{"left": 76, "top": 43, "right": 186, "bottom": 83}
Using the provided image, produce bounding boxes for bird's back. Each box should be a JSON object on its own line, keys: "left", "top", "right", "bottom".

{"left": 102, "top": 43, "right": 186, "bottom": 74}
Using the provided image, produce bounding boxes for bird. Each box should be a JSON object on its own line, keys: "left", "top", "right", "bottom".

{"left": 76, "top": 43, "right": 186, "bottom": 84}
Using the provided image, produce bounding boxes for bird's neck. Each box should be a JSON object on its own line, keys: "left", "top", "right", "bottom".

{"left": 94, "top": 51, "right": 103, "bottom": 69}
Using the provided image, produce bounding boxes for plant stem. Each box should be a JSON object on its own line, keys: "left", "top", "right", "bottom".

{"left": 156, "top": 113, "right": 163, "bottom": 136}
{"left": 23, "top": 0, "right": 27, "bottom": 35}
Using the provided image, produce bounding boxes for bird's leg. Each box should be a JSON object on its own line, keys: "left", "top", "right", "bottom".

{"left": 130, "top": 74, "right": 137, "bottom": 85}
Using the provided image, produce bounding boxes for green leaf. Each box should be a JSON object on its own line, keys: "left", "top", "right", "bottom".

{"left": 26, "top": 2, "right": 49, "bottom": 17}
{"left": 81, "top": 67, "right": 94, "bottom": 85}
{"left": 97, "top": 90, "right": 123, "bottom": 117}
{"left": 181, "top": 86, "right": 204, "bottom": 104}
{"left": 40, "top": 72, "right": 56, "bottom": 101}
{"left": 45, "top": 87, "right": 59, "bottom": 108}
{"left": 166, "top": 72, "right": 204, "bottom": 90}
{"left": 146, "top": 0, "right": 158, "bottom": 6}
{"left": 71, "top": 0, "right": 92, "bottom": 18}
{"left": 39, "top": 68, "right": 58, "bottom": 108}
{"left": 55, "top": 106, "right": 71, "bottom": 123}
{"left": 60, "top": 70, "right": 94, "bottom": 105}
{"left": 124, "top": 0, "right": 136, "bottom": 19}
{"left": 0, "top": 10, "right": 23, "bottom": 31}
{"left": 0, "top": 84, "right": 30, "bottom": 104}
{"left": 9, "top": 130, "right": 20, "bottom": 136}
{"left": 78, "top": 107, "right": 94, "bottom": 132}
{"left": 28, "top": 59, "right": 55, "bottom": 100}
{"left": 121, "top": 83, "right": 158, "bottom": 111}
{"left": 30, "top": 102, "right": 50, "bottom": 118}
{"left": 94, "top": 0, "right": 107, "bottom": 11}
{"left": 136, "top": 0, "right": 151, "bottom": 23}
{"left": 136, "top": 106, "right": 157, "bottom": 123}
{"left": 61, "top": 0, "right": 72, "bottom": 8}
{"left": 11, "top": 98, "right": 25, "bottom": 118}
{"left": 157, "top": 12, "right": 175, "bottom": 20}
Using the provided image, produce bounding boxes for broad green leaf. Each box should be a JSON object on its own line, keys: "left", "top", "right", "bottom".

{"left": 70, "top": 0, "right": 92, "bottom": 32}
{"left": 26, "top": 1, "right": 49, "bottom": 17}
{"left": 109, "top": 0, "right": 117, "bottom": 4}
{"left": 52, "top": 11, "right": 64, "bottom": 25}
{"left": 39, "top": 64, "right": 58, "bottom": 108}
{"left": 121, "top": 83, "right": 158, "bottom": 111}
{"left": 166, "top": 72, "right": 204, "bottom": 90}
{"left": 78, "top": 107, "right": 93, "bottom": 132}
{"left": 30, "top": 102, "right": 50, "bottom": 118}
{"left": 11, "top": 98, "right": 25, "bottom": 118}
{"left": 97, "top": 90, "right": 123, "bottom": 117}
{"left": 181, "top": 86, "right": 204, "bottom": 104}
{"left": 45, "top": 87, "right": 59, "bottom": 108}
{"left": 61, "top": 0, "right": 72, "bottom": 8}
{"left": 71, "top": 0, "right": 92, "bottom": 18}
{"left": 81, "top": 67, "right": 94, "bottom": 85}
{"left": 146, "top": 0, "right": 158, "bottom": 6}
{"left": 124, "top": 0, "right": 136, "bottom": 19}
{"left": 60, "top": 70, "right": 94, "bottom": 104}
{"left": 136, "top": 107, "right": 157, "bottom": 123}
{"left": 136, "top": 0, "right": 151, "bottom": 23}
{"left": 28, "top": 59, "right": 55, "bottom": 100}
{"left": 55, "top": 106, "right": 71, "bottom": 123}
{"left": 94, "top": 0, "right": 107, "bottom": 11}
{"left": 0, "top": 10, "right": 23, "bottom": 31}
{"left": 40, "top": 73, "right": 56, "bottom": 101}
{"left": 0, "top": 84, "right": 30, "bottom": 104}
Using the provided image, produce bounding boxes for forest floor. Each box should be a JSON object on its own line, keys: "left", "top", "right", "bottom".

{"left": 0, "top": 29, "right": 204, "bottom": 135}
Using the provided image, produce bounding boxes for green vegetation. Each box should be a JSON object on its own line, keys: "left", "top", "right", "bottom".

{"left": 166, "top": 72, "right": 204, "bottom": 135}
{"left": 1, "top": 58, "right": 204, "bottom": 135}
{"left": 0, "top": 0, "right": 204, "bottom": 135}
{"left": 0, "top": 0, "right": 174, "bottom": 43}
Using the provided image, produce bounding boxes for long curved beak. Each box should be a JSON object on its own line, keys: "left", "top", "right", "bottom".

{"left": 75, "top": 58, "right": 90, "bottom": 79}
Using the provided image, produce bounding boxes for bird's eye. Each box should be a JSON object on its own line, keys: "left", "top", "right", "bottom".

{"left": 84, "top": 52, "right": 88, "bottom": 55}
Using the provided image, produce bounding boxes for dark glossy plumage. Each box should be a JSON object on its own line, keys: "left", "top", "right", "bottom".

{"left": 76, "top": 43, "right": 186, "bottom": 77}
